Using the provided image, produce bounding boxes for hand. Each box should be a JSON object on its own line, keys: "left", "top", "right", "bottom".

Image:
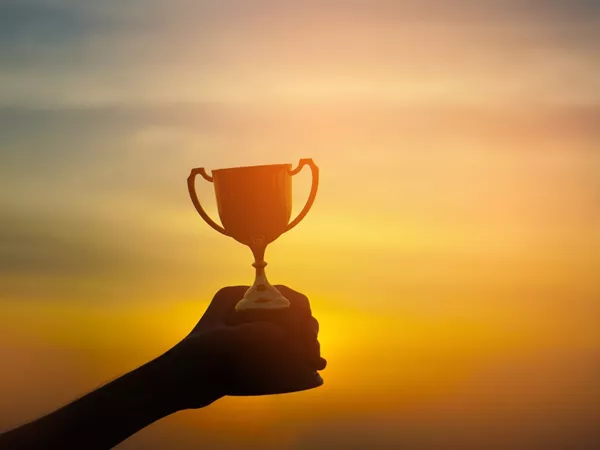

{"left": 157, "top": 285, "right": 327, "bottom": 410}
{"left": 0, "top": 285, "right": 326, "bottom": 449}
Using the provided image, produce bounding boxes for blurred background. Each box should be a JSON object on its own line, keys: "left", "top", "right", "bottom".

{"left": 1, "top": 0, "right": 599, "bottom": 448}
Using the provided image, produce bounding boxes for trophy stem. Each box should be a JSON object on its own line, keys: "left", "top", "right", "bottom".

{"left": 234, "top": 238, "right": 291, "bottom": 311}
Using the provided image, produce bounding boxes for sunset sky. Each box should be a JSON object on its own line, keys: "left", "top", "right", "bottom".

{"left": 1, "top": 1, "right": 599, "bottom": 448}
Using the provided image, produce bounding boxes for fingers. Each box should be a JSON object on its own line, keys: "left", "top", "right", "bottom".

{"left": 315, "top": 356, "right": 327, "bottom": 371}
{"left": 308, "top": 315, "right": 319, "bottom": 336}
{"left": 227, "top": 319, "right": 326, "bottom": 372}
{"left": 223, "top": 322, "right": 325, "bottom": 396}
{"left": 197, "top": 285, "right": 326, "bottom": 374}
{"left": 295, "top": 316, "right": 325, "bottom": 369}
{"left": 228, "top": 321, "right": 287, "bottom": 351}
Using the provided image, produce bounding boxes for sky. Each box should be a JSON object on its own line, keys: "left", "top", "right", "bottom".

{"left": 1, "top": 0, "right": 599, "bottom": 448}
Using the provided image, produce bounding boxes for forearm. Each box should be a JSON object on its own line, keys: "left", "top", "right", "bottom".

{"left": 0, "top": 352, "right": 217, "bottom": 450}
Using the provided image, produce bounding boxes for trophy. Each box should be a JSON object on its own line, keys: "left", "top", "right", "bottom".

{"left": 187, "top": 159, "right": 319, "bottom": 310}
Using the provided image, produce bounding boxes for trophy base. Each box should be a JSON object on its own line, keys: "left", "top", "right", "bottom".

{"left": 235, "top": 283, "right": 291, "bottom": 311}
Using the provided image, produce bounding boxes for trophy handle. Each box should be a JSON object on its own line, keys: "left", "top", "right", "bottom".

{"left": 285, "top": 158, "right": 319, "bottom": 232}
{"left": 187, "top": 168, "right": 229, "bottom": 236}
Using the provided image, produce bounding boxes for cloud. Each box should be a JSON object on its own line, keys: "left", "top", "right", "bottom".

{"left": 0, "top": 2, "right": 96, "bottom": 44}
{"left": 0, "top": 1, "right": 130, "bottom": 68}
{"left": 0, "top": 211, "right": 119, "bottom": 277}
{"left": 0, "top": 0, "right": 598, "bottom": 109}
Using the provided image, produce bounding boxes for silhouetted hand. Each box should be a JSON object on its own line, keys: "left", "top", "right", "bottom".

{"left": 157, "top": 285, "right": 327, "bottom": 409}
{"left": 0, "top": 285, "right": 326, "bottom": 450}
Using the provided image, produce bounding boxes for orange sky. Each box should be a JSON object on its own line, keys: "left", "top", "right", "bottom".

{"left": 1, "top": 1, "right": 599, "bottom": 448}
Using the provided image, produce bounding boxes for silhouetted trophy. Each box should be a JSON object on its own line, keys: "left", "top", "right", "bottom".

{"left": 187, "top": 159, "right": 319, "bottom": 311}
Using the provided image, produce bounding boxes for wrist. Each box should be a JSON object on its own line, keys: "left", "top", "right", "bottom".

{"left": 153, "top": 338, "right": 227, "bottom": 411}
{"left": 125, "top": 355, "right": 184, "bottom": 419}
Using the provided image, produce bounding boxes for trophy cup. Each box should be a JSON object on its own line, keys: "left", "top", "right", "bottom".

{"left": 187, "top": 159, "right": 319, "bottom": 311}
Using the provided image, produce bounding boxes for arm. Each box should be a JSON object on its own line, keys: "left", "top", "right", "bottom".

{"left": 0, "top": 286, "right": 326, "bottom": 450}
{"left": 0, "top": 353, "right": 216, "bottom": 450}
